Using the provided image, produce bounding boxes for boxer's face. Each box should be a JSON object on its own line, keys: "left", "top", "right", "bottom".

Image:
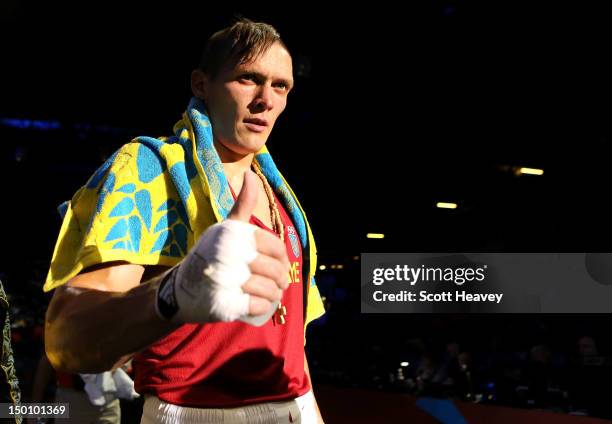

{"left": 196, "top": 42, "right": 294, "bottom": 158}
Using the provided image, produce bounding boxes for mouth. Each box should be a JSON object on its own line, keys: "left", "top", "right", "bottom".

{"left": 243, "top": 117, "right": 268, "bottom": 133}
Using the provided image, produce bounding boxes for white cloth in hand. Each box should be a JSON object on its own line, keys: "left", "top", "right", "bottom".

{"left": 80, "top": 369, "right": 139, "bottom": 406}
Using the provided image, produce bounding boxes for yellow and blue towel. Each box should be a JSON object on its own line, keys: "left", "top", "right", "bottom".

{"left": 44, "top": 97, "right": 325, "bottom": 333}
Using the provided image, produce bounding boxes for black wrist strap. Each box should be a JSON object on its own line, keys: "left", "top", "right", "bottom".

{"left": 157, "top": 268, "right": 179, "bottom": 320}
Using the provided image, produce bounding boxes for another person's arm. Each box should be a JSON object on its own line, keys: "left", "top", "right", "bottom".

{"left": 304, "top": 352, "right": 325, "bottom": 424}
{"left": 30, "top": 353, "right": 56, "bottom": 402}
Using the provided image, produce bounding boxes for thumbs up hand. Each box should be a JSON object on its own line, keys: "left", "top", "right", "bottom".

{"left": 155, "top": 170, "right": 290, "bottom": 326}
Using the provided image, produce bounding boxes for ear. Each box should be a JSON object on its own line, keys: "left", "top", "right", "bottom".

{"left": 191, "top": 69, "right": 209, "bottom": 100}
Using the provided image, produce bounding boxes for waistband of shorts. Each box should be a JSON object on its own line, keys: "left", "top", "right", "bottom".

{"left": 142, "top": 390, "right": 313, "bottom": 424}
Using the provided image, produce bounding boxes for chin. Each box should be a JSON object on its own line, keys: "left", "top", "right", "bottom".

{"left": 238, "top": 136, "right": 268, "bottom": 153}
{"left": 224, "top": 142, "right": 263, "bottom": 157}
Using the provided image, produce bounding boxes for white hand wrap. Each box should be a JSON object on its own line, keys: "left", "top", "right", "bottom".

{"left": 157, "top": 219, "right": 260, "bottom": 323}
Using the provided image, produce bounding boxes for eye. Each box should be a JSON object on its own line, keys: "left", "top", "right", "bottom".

{"left": 273, "top": 82, "right": 291, "bottom": 91}
{"left": 239, "top": 73, "right": 257, "bottom": 83}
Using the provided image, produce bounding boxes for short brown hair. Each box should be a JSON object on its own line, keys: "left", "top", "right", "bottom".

{"left": 198, "top": 18, "right": 288, "bottom": 79}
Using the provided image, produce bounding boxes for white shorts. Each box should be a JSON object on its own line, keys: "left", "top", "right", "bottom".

{"left": 140, "top": 389, "right": 317, "bottom": 424}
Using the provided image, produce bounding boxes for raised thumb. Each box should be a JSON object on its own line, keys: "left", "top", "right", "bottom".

{"left": 227, "top": 170, "right": 259, "bottom": 222}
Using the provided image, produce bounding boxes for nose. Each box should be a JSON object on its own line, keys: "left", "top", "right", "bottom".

{"left": 252, "top": 84, "right": 274, "bottom": 112}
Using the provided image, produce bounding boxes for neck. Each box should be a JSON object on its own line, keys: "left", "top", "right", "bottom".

{"left": 213, "top": 139, "right": 255, "bottom": 186}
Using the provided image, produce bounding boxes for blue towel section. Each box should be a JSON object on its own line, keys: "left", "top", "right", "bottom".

{"left": 415, "top": 397, "right": 468, "bottom": 424}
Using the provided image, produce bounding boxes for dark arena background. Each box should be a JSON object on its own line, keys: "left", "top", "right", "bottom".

{"left": 2, "top": 1, "right": 612, "bottom": 422}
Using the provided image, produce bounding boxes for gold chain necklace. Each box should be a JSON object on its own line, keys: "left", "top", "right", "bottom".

{"left": 252, "top": 163, "right": 284, "bottom": 242}
{"left": 251, "top": 162, "right": 287, "bottom": 325}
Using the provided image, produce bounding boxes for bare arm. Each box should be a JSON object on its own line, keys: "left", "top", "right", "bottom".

{"left": 45, "top": 171, "right": 288, "bottom": 374}
{"left": 304, "top": 352, "right": 325, "bottom": 424}
{"left": 30, "top": 354, "right": 54, "bottom": 402}
{"left": 45, "top": 262, "right": 180, "bottom": 373}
